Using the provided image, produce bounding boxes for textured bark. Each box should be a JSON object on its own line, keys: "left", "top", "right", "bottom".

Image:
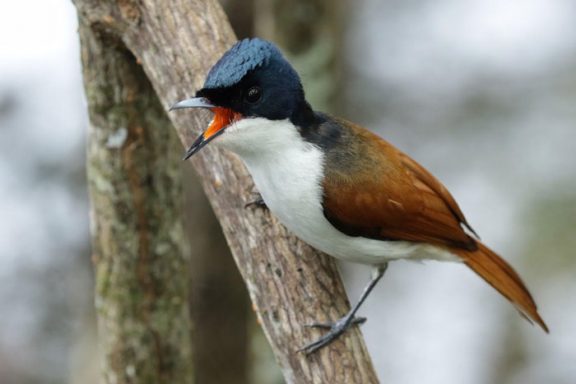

{"left": 73, "top": 1, "right": 378, "bottom": 383}
{"left": 79, "top": 21, "right": 193, "bottom": 384}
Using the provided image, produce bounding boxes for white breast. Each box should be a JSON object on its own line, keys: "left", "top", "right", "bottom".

{"left": 216, "top": 118, "right": 458, "bottom": 265}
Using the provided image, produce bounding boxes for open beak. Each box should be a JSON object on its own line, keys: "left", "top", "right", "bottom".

{"left": 170, "top": 97, "right": 241, "bottom": 160}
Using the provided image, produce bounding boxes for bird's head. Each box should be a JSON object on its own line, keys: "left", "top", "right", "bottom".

{"left": 172, "top": 38, "right": 312, "bottom": 159}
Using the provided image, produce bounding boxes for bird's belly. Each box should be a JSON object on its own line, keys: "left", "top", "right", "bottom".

{"left": 243, "top": 152, "right": 458, "bottom": 265}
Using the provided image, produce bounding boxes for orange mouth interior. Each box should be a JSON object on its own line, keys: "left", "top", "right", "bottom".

{"left": 204, "top": 107, "right": 242, "bottom": 139}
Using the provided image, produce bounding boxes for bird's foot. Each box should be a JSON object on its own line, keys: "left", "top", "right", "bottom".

{"left": 299, "top": 315, "right": 366, "bottom": 355}
{"left": 244, "top": 193, "right": 267, "bottom": 210}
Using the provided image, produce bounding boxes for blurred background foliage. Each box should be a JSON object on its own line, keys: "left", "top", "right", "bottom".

{"left": 0, "top": 0, "right": 574, "bottom": 383}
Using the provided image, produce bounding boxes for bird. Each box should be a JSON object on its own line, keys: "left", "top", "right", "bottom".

{"left": 171, "top": 38, "right": 548, "bottom": 354}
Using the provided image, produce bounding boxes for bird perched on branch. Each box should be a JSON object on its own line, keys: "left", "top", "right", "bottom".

{"left": 171, "top": 38, "right": 548, "bottom": 354}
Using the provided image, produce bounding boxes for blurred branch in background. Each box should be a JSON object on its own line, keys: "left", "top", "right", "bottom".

{"left": 185, "top": 169, "right": 250, "bottom": 384}
{"left": 220, "top": 0, "right": 256, "bottom": 38}
{"left": 78, "top": 20, "right": 193, "bottom": 383}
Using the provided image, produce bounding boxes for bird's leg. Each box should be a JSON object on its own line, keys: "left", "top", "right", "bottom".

{"left": 244, "top": 192, "right": 268, "bottom": 210}
{"left": 299, "top": 264, "right": 388, "bottom": 355}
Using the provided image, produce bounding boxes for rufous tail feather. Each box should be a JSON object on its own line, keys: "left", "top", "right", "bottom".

{"left": 454, "top": 242, "right": 548, "bottom": 332}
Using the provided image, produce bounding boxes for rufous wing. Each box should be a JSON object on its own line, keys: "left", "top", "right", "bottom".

{"left": 322, "top": 120, "right": 478, "bottom": 250}
{"left": 321, "top": 118, "right": 548, "bottom": 331}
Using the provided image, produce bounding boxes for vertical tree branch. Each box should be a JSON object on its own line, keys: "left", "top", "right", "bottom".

{"left": 73, "top": 0, "right": 379, "bottom": 382}
{"left": 79, "top": 21, "right": 193, "bottom": 383}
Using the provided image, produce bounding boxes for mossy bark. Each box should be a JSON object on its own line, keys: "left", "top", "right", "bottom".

{"left": 73, "top": 0, "right": 378, "bottom": 382}
{"left": 79, "top": 22, "right": 193, "bottom": 384}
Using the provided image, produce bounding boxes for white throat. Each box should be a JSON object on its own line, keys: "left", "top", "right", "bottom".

{"left": 217, "top": 117, "right": 307, "bottom": 159}
{"left": 216, "top": 118, "right": 326, "bottom": 233}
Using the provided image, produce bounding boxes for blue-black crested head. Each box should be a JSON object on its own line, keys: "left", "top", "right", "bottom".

{"left": 197, "top": 38, "right": 312, "bottom": 122}
{"left": 203, "top": 38, "right": 283, "bottom": 89}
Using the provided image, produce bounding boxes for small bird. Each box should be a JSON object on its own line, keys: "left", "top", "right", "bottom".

{"left": 172, "top": 38, "right": 548, "bottom": 354}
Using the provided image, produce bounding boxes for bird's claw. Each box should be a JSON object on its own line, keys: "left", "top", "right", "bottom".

{"left": 299, "top": 316, "right": 366, "bottom": 355}
{"left": 244, "top": 194, "right": 267, "bottom": 210}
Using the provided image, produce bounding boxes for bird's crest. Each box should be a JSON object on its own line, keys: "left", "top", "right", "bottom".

{"left": 204, "top": 38, "right": 282, "bottom": 89}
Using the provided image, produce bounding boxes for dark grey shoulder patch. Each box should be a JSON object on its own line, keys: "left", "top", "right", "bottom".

{"left": 204, "top": 38, "right": 281, "bottom": 89}
{"left": 298, "top": 113, "right": 343, "bottom": 150}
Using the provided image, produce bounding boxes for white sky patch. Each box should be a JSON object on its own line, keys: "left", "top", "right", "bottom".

{"left": 0, "top": 0, "right": 78, "bottom": 73}
{"left": 428, "top": 0, "right": 575, "bottom": 72}
{"left": 356, "top": 0, "right": 575, "bottom": 89}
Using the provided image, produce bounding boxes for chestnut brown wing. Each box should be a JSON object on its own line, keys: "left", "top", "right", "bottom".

{"left": 322, "top": 121, "right": 477, "bottom": 251}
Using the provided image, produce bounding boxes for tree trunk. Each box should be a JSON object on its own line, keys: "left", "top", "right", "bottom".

{"left": 73, "top": 1, "right": 378, "bottom": 382}
{"left": 79, "top": 20, "right": 193, "bottom": 384}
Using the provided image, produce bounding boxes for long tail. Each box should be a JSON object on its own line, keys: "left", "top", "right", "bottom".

{"left": 454, "top": 242, "right": 549, "bottom": 332}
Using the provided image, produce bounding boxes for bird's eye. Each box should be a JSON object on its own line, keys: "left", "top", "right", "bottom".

{"left": 245, "top": 86, "right": 262, "bottom": 103}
